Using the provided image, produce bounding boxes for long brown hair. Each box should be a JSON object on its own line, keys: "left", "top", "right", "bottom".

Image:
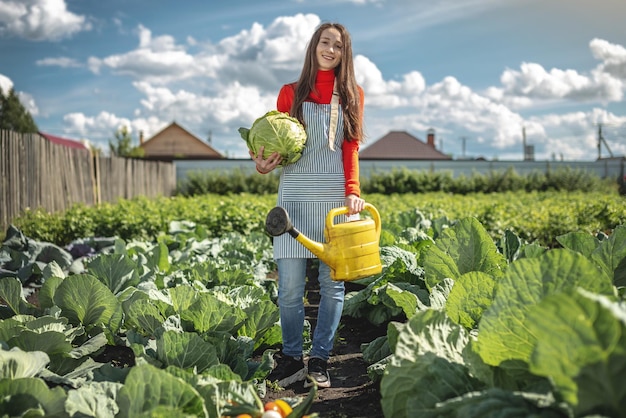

{"left": 291, "top": 23, "right": 363, "bottom": 143}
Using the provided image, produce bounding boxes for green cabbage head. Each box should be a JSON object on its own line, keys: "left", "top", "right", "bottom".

{"left": 239, "top": 110, "right": 307, "bottom": 166}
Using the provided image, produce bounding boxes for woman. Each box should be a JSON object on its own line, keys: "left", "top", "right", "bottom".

{"left": 251, "top": 22, "right": 365, "bottom": 389}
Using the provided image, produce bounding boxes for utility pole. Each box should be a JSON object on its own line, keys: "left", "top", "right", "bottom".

{"left": 522, "top": 126, "right": 526, "bottom": 159}
{"left": 460, "top": 136, "right": 466, "bottom": 159}
{"left": 598, "top": 124, "right": 602, "bottom": 160}
{"left": 598, "top": 123, "right": 614, "bottom": 159}
{"left": 522, "top": 126, "right": 535, "bottom": 161}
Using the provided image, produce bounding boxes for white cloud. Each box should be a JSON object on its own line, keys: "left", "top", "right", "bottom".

{"left": 61, "top": 111, "right": 160, "bottom": 151}
{"left": 422, "top": 77, "right": 527, "bottom": 149}
{"left": 54, "top": 13, "right": 626, "bottom": 161}
{"left": 206, "top": 13, "right": 320, "bottom": 88}
{"left": 0, "top": 73, "right": 13, "bottom": 93}
{"left": 18, "top": 91, "right": 39, "bottom": 116}
{"left": 133, "top": 80, "right": 273, "bottom": 125}
{"left": 62, "top": 79, "right": 276, "bottom": 156}
{"left": 88, "top": 25, "right": 201, "bottom": 84}
{"left": 66, "top": 16, "right": 321, "bottom": 151}
{"left": 0, "top": 0, "right": 91, "bottom": 41}
{"left": 87, "top": 13, "right": 320, "bottom": 90}
{"left": 343, "top": 0, "right": 383, "bottom": 4}
{"left": 354, "top": 55, "right": 425, "bottom": 106}
{"left": 528, "top": 108, "right": 626, "bottom": 160}
{"left": 63, "top": 111, "right": 130, "bottom": 138}
{"left": 498, "top": 62, "right": 622, "bottom": 103}
{"left": 590, "top": 38, "right": 626, "bottom": 80}
{"left": 36, "top": 56, "right": 82, "bottom": 67}
{"left": 486, "top": 38, "right": 625, "bottom": 109}
{"left": 353, "top": 58, "right": 527, "bottom": 153}
{"left": 0, "top": 73, "right": 38, "bottom": 115}
{"left": 71, "top": 13, "right": 324, "bottom": 153}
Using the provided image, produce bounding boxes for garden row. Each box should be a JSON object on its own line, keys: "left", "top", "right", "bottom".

{"left": 1, "top": 193, "right": 625, "bottom": 416}
{"left": 6, "top": 190, "right": 626, "bottom": 248}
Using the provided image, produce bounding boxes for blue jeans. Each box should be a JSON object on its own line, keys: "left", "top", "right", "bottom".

{"left": 276, "top": 258, "right": 345, "bottom": 360}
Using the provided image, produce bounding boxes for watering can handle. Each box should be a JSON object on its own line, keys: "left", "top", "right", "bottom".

{"left": 326, "top": 203, "right": 381, "bottom": 236}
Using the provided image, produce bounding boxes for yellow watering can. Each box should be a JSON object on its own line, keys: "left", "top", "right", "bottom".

{"left": 265, "top": 203, "right": 383, "bottom": 281}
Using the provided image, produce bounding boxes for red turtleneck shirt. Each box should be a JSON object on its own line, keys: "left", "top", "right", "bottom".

{"left": 276, "top": 70, "right": 363, "bottom": 198}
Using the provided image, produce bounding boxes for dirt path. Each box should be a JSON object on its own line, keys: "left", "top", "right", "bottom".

{"left": 264, "top": 278, "right": 386, "bottom": 418}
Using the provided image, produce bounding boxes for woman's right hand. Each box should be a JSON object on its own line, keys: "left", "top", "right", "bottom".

{"left": 250, "top": 146, "right": 282, "bottom": 174}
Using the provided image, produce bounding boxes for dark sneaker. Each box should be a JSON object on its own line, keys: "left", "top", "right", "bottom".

{"left": 266, "top": 351, "right": 306, "bottom": 388}
{"left": 305, "top": 357, "right": 331, "bottom": 388}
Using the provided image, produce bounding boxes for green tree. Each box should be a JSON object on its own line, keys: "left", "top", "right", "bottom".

{"left": 109, "top": 125, "right": 144, "bottom": 158}
{"left": 0, "top": 87, "right": 39, "bottom": 133}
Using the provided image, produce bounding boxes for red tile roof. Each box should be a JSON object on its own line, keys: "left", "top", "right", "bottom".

{"left": 360, "top": 130, "right": 451, "bottom": 160}
{"left": 39, "top": 132, "right": 89, "bottom": 151}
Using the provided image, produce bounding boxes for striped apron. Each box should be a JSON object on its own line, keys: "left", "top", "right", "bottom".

{"left": 274, "top": 101, "right": 349, "bottom": 259}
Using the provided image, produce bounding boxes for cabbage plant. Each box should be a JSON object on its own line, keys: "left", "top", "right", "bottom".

{"left": 239, "top": 110, "right": 307, "bottom": 166}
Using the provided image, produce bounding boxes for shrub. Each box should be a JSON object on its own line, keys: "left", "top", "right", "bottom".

{"left": 177, "top": 167, "right": 618, "bottom": 197}
{"left": 176, "top": 168, "right": 279, "bottom": 196}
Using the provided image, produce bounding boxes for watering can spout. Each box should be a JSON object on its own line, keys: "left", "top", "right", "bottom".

{"left": 264, "top": 204, "right": 383, "bottom": 281}
{"left": 294, "top": 233, "right": 327, "bottom": 261}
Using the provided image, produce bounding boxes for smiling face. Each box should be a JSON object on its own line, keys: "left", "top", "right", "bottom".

{"left": 316, "top": 27, "right": 343, "bottom": 71}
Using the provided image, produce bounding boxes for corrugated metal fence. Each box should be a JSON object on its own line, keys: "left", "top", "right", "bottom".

{"left": 0, "top": 130, "right": 176, "bottom": 232}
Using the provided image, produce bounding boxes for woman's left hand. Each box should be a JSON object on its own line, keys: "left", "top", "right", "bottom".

{"left": 250, "top": 146, "right": 282, "bottom": 174}
{"left": 345, "top": 194, "right": 365, "bottom": 215}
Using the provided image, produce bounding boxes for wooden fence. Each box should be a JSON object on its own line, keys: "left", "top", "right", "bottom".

{"left": 0, "top": 130, "right": 176, "bottom": 233}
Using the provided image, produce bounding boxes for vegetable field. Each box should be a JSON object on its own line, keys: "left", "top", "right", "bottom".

{"left": 1, "top": 191, "right": 625, "bottom": 417}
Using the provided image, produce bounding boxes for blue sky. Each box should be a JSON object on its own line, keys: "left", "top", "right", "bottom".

{"left": 1, "top": 0, "right": 625, "bottom": 160}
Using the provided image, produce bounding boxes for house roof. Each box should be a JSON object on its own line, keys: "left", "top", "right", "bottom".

{"left": 140, "top": 121, "right": 224, "bottom": 160}
{"left": 39, "top": 132, "right": 89, "bottom": 151}
{"left": 359, "top": 130, "right": 451, "bottom": 160}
